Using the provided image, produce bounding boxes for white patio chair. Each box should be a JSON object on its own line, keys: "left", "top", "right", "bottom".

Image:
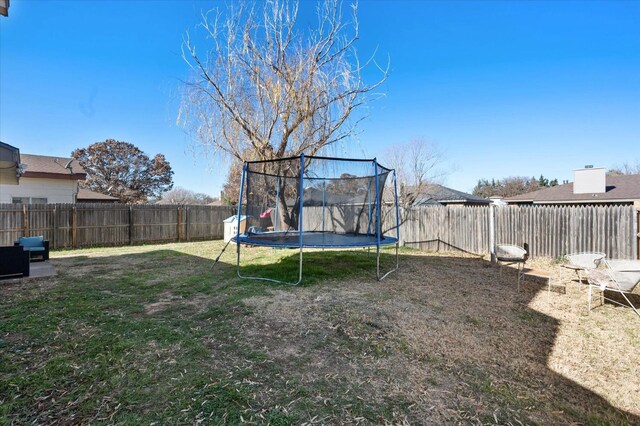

{"left": 587, "top": 259, "right": 640, "bottom": 318}
{"left": 563, "top": 252, "right": 606, "bottom": 288}
{"left": 495, "top": 243, "right": 529, "bottom": 288}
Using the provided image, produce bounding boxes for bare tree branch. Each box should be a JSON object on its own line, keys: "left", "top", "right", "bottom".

{"left": 178, "top": 0, "right": 388, "bottom": 164}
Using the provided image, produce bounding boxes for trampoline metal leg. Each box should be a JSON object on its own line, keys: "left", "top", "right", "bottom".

{"left": 377, "top": 242, "right": 399, "bottom": 281}
{"left": 237, "top": 243, "right": 303, "bottom": 286}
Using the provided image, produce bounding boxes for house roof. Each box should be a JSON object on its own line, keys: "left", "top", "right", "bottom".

{"left": 0, "top": 141, "right": 20, "bottom": 185}
{"left": 505, "top": 174, "right": 640, "bottom": 204}
{"left": 76, "top": 188, "right": 118, "bottom": 201}
{"left": 412, "top": 184, "right": 491, "bottom": 205}
{"left": 20, "top": 154, "right": 86, "bottom": 180}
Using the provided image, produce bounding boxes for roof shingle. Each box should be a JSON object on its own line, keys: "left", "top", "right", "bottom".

{"left": 21, "top": 154, "right": 85, "bottom": 179}
{"left": 408, "top": 184, "right": 491, "bottom": 205}
{"left": 76, "top": 188, "right": 118, "bottom": 201}
{"left": 505, "top": 174, "right": 640, "bottom": 204}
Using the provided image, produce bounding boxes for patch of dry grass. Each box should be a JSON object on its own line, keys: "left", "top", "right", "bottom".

{"left": 1, "top": 241, "right": 638, "bottom": 424}
{"left": 241, "top": 251, "right": 639, "bottom": 424}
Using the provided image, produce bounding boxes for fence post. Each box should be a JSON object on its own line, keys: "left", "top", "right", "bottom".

{"left": 489, "top": 205, "right": 496, "bottom": 264}
{"left": 177, "top": 207, "right": 182, "bottom": 241}
{"left": 52, "top": 205, "right": 57, "bottom": 249}
{"left": 635, "top": 201, "right": 640, "bottom": 260}
{"left": 129, "top": 205, "right": 134, "bottom": 245}
{"left": 185, "top": 206, "right": 191, "bottom": 241}
{"left": 71, "top": 206, "right": 77, "bottom": 248}
{"left": 22, "top": 204, "right": 29, "bottom": 236}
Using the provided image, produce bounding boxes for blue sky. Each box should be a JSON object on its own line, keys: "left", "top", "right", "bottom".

{"left": 1, "top": 1, "right": 638, "bottom": 196}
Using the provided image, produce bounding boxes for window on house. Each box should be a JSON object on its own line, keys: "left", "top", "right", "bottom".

{"left": 11, "top": 197, "right": 48, "bottom": 204}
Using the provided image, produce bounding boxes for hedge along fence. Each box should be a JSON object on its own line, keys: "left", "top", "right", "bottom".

{"left": 0, "top": 203, "right": 235, "bottom": 249}
{"left": 0, "top": 203, "right": 637, "bottom": 259}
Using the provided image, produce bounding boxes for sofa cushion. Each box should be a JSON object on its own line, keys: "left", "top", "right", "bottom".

{"left": 18, "top": 236, "right": 44, "bottom": 247}
{"left": 23, "top": 246, "right": 45, "bottom": 252}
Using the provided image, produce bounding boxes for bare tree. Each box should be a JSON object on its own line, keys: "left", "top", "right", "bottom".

{"left": 158, "top": 187, "right": 216, "bottom": 205}
{"left": 608, "top": 161, "right": 640, "bottom": 176}
{"left": 179, "top": 0, "right": 387, "bottom": 228}
{"left": 180, "top": 0, "right": 387, "bottom": 161}
{"left": 384, "top": 139, "right": 447, "bottom": 207}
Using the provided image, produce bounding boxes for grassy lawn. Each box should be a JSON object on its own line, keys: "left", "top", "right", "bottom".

{"left": 1, "top": 241, "right": 639, "bottom": 424}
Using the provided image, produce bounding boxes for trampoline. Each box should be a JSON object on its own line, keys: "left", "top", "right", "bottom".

{"left": 233, "top": 154, "right": 400, "bottom": 285}
{"left": 238, "top": 231, "right": 399, "bottom": 248}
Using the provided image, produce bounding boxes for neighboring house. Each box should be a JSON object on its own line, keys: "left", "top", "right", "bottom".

{"left": 0, "top": 0, "right": 9, "bottom": 17}
{"left": 407, "top": 184, "right": 492, "bottom": 206}
{"left": 76, "top": 188, "right": 118, "bottom": 203}
{"left": 0, "top": 141, "right": 20, "bottom": 185}
{"left": 505, "top": 167, "right": 640, "bottom": 206}
{"left": 0, "top": 142, "right": 86, "bottom": 203}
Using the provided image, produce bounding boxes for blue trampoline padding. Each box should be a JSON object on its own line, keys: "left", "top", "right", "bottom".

{"left": 232, "top": 231, "right": 398, "bottom": 248}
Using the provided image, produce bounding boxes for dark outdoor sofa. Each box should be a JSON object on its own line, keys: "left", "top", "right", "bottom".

{"left": 15, "top": 236, "right": 50, "bottom": 261}
{"left": 0, "top": 245, "right": 30, "bottom": 279}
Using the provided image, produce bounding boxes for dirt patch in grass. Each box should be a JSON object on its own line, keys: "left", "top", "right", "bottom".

{"left": 144, "top": 291, "right": 213, "bottom": 315}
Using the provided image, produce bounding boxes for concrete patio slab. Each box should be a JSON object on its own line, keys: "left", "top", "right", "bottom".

{"left": 29, "top": 261, "right": 57, "bottom": 279}
{"left": 0, "top": 261, "right": 57, "bottom": 282}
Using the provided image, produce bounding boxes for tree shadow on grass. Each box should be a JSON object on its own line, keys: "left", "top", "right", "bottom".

{"left": 1, "top": 245, "right": 637, "bottom": 424}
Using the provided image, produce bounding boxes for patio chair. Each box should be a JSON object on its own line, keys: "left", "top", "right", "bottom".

{"left": 15, "top": 236, "right": 49, "bottom": 261}
{"left": 563, "top": 252, "right": 606, "bottom": 288}
{"left": 587, "top": 259, "right": 640, "bottom": 318}
{"left": 495, "top": 243, "right": 529, "bottom": 288}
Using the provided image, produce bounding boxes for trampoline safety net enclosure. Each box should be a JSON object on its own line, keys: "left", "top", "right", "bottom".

{"left": 234, "top": 154, "right": 400, "bottom": 285}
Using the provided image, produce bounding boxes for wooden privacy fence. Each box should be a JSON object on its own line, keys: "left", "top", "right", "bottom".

{"left": 0, "top": 203, "right": 637, "bottom": 259}
{"left": 0, "top": 203, "right": 235, "bottom": 249}
{"left": 400, "top": 206, "right": 490, "bottom": 254}
{"left": 401, "top": 204, "right": 639, "bottom": 259}
{"left": 494, "top": 205, "right": 638, "bottom": 259}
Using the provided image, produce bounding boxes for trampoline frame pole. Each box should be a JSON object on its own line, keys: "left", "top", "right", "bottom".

{"left": 322, "top": 180, "right": 325, "bottom": 234}
{"left": 394, "top": 169, "right": 400, "bottom": 243}
{"left": 376, "top": 166, "right": 400, "bottom": 281}
{"left": 275, "top": 176, "right": 280, "bottom": 232}
{"left": 367, "top": 178, "right": 373, "bottom": 236}
{"left": 374, "top": 160, "right": 382, "bottom": 279}
{"left": 236, "top": 163, "right": 247, "bottom": 279}
{"left": 297, "top": 154, "right": 305, "bottom": 284}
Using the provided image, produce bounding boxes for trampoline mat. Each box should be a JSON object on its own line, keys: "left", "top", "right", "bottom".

{"left": 233, "top": 231, "right": 398, "bottom": 248}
